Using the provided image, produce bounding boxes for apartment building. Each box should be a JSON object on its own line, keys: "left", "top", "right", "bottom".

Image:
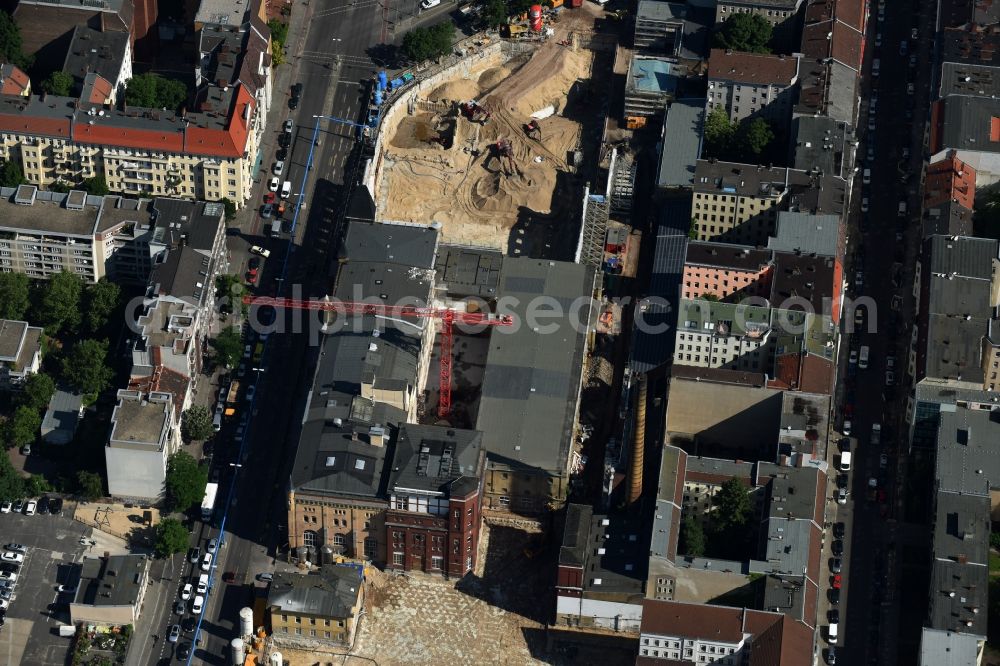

{"left": 707, "top": 49, "right": 800, "bottom": 125}
{"left": 0, "top": 318, "right": 43, "bottom": 390}
{"left": 691, "top": 161, "right": 845, "bottom": 245}
{"left": 105, "top": 390, "right": 180, "bottom": 502}
{"left": 922, "top": 150, "right": 976, "bottom": 237}
{"left": 554, "top": 504, "right": 645, "bottom": 631}
{"left": 63, "top": 26, "right": 132, "bottom": 103}
{"left": 674, "top": 300, "right": 774, "bottom": 372}
{"left": 681, "top": 241, "right": 772, "bottom": 301}
{"left": 267, "top": 565, "right": 364, "bottom": 648}
{"left": 637, "top": 599, "right": 813, "bottom": 664}
{"left": 68, "top": 555, "right": 151, "bottom": 628}
{"left": 287, "top": 222, "right": 440, "bottom": 564}
{"left": 795, "top": 0, "right": 866, "bottom": 124}
{"left": 385, "top": 424, "right": 485, "bottom": 577}
{"left": 930, "top": 94, "right": 1000, "bottom": 186}
{"left": 938, "top": 25, "right": 1000, "bottom": 99}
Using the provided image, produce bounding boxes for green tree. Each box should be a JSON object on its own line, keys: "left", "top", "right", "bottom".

{"left": 703, "top": 107, "right": 735, "bottom": 159}
{"left": 124, "top": 73, "right": 188, "bottom": 110}
{"left": 181, "top": 405, "right": 214, "bottom": 443}
{"left": 0, "top": 160, "right": 24, "bottom": 187}
{"left": 61, "top": 339, "right": 114, "bottom": 403}
{"left": 25, "top": 473, "right": 50, "bottom": 497}
{"left": 267, "top": 18, "right": 289, "bottom": 45}
{"left": 8, "top": 405, "right": 40, "bottom": 449}
{"left": 76, "top": 470, "right": 104, "bottom": 501}
{"left": 42, "top": 70, "right": 73, "bottom": 96}
{"left": 20, "top": 372, "right": 55, "bottom": 411}
{"left": 154, "top": 518, "right": 190, "bottom": 557}
{"left": 680, "top": 514, "right": 706, "bottom": 557}
{"left": 0, "top": 272, "right": 30, "bottom": 319}
{"left": 48, "top": 180, "right": 72, "bottom": 193}
{"left": 737, "top": 117, "right": 774, "bottom": 159}
{"left": 84, "top": 279, "right": 121, "bottom": 334}
{"left": 35, "top": 270, "right": 84, "bottom": 335}
{"left": 0, "top": 452, "right": 24, "bottom": 501}
{"left": 81, "top": 175, "right": 110, "bottom": 196}
{"left": 482, "top": 0, "right": 507, "bottom": 28}
{"left": 164, "top": 451, "right": 208, "bottom": 513}
{"left": 713, "top": 477, "right": 751, "bottom": 529}
{"left": 403, "top": 22, "right": 455, "bottom": 62}
{"left": 713, "top": 13, "right": 773, "bottom": 53}
{"left": 0, "top": 11, "right": 31, "bottom": 69}
{"left": 429, "top": 21, "right": 456, "bottom": 55}
{"left": 212, "top": 326, "right": 243, "bottom": 369}
{"left": 218, "top": 197, "right": 236, "bottom": 221}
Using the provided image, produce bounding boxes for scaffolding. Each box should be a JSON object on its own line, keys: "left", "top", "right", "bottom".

{"left": 611, "top": 152, "right": 636, "bottom": 220}
{"left": 577, "top": 185, "right": 609, "bottom": 267}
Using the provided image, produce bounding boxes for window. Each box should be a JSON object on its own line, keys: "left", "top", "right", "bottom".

{"left": 364, "top": 537, "right": 377, "bottom": 559}
{"left": 431, "top": 555, "right": 443, "bottom": 569}
{"left": 302, "top": 530, "right": 318, "bottom": 547}
{"left": 333, "top": 534, "right": 346, "bottom": 548}
{"left": 393, "top": 552, "right": 404, "bottom": 566}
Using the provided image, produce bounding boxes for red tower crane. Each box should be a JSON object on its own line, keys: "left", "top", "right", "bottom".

{"left": 244, "top": 296, "right": 513, "bottom": 418}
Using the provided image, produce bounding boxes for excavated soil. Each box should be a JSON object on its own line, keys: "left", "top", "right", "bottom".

{"left": 380, "top": 44, "right": 594, "bottom": 249}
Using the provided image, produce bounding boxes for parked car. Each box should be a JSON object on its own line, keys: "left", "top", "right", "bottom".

{"left": 280, "top": 180, "right": 292, "bottom": 199}
{"left": 833, "top": 522, "right": 845, "bottom": 539}
{"left": 192, "top": 596, "right": 205, "bottom": 614}
{"left": 37, "top": 496, "right": 49, "bottom": 515}
{"left": 200, "top": 553, "right": 213, "bottom": 572}
{"left": 11, "top": 501, "right": 22, "bottom": 514}
{"left": 58, "top": 584, "right": 76, "bottom": 594}
{"left": 256, "top": 572, "right": 273, "bottom": 583}
{"left": 189, "top": 548, "right": 201, "bottom": 564}
{"left": 273, "top": 160, "right": 284, "bottom": 176}
{"left": 830, "top": 557, "right": 842, "bottom": 573}
{"left": 0, "top": 552, "right": 23, "bottom": 565}
{"left": 174, "top": 600, "right": 186, "bottom": 615}
{"left": 832, "top": 540, "right": 844, "bottom": 556}
{"left": 268, "top": 177, "right": 279, "bottom": 192}
{"left": 421, "top": 0, "right": 441, "bottom": 8}
{"left": 23, "top": 501, "right": 35, "bottom": 516}
{"left": 207, "top": 538, "right": 218, "bottom": 554}
{"left": 0, "top": 502, "right": 10, "bottom": 514}
{"left": 832, "top": 574, "right": 842, "bottom": 589}
{"left": 168, "top": 624, "right": 181, "bottom": 643}
{"left": 181, "top": 583, "right": 193, "bottom": 600}
{"left": 261, "top": 203, "right": 274, "bottom": 219}
{"left": 245, "top": 385, "right": 256, "bottom": 403}
{"left": 836, "top": 488, "right": 848, "bottom": 505}
{"left": 263, "top": 191, "right": 276, "bottom": 204}
{"left": 177, "top": 643, "right": 192, "bottom": 659}
{"left": 283, "top": 119, "right": 294, "bottom": 134}
{"left": 250, "top": 245, "right": 271, "bottom": 258}
{"left": 50, "top": 498, "right": 63, "bottom": 515}
{"left": 3, "top": 544, "right": 26, "bottom": 554}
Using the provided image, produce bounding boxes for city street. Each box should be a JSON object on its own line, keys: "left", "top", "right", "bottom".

{"left": 837, "top": 0, "right": 935, "bottom": 663}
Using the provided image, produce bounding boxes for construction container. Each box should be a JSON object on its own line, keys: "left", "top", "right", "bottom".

{"left": 570, "top": 0, "right": 582, "bottom": 7}
{"left": 529, "top": 4, "right": 543, "bottom": 30}
{"left": 550, "top": 0, "right": 564, "bottom": 7}
{"left": 625, "top": 116, "right": 647, "bottom": 129}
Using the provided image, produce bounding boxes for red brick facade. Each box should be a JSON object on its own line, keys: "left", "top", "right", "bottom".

{"left": 385, "top": 487, "right": 482, "bottom": 577}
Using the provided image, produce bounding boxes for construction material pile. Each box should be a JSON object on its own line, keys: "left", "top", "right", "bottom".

{"left": 380, "top": 43, "right": 592, "bottom": 249}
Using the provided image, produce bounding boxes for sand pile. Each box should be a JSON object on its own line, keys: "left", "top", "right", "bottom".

{"left": 477, "top": 66, "right": 510, "bottom": 93}
{"left": 427, "top": 78, "right": 480, "bottom": 102}
{"left": 483, "top": 43, "right": 592, "bottom": 118}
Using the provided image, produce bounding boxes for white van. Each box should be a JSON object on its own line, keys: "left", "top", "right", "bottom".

{"left": 197, "top": 573, "right": 209, "bottom": 594}
{"left": 828, "top": 622, "right": 839, "bottom": 644}
{"left": 280, "top": 181, "right": 292, "bottom": 199}
{"left": 840, "top": 451, "right": 853, "bottom": 472}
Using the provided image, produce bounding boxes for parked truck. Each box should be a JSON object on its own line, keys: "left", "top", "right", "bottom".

{"left": 201, "top": 482, "right": 219, "bottom": 521}
{"left": 226, "top": 380, "right": 240, "bottom": 404}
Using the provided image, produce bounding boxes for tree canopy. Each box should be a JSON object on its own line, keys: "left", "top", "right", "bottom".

{"left": 8, "top": 405, "right": 40, "bottom": 449}
{"left": 713, "top": 478, "right": 751, "bottom": 529}
{"left": 81, "top": 176, "right": 110, "bottom": 196}
{"left": 165, "top": 451, "right": 208, "bottom": 513}
{"left": 218, "top": 197, "right": 237, "bottom": 221}
{"left": 680, "top": 515, "right": 706, "bottom": 557}
{"left": 0, "top": 10, "right": 31, "bottom": 70}
{"left": 84, "top": 279, "right": 121, "bottom": 334}
{"left": 0, "top": 452, "right": 24, "bottom": 502}
{"left": 125, "top": 73, "right": 189, "bottom": 111}
{"left": 0, "top": 272, "right": 29, "bottom": 320}
{"left": 76, "top": 470, "right": 104, "bottom": 501}
{"left": 713, "top": 13, "right": 773, "bottom": 53}
{"left": 181, "top": 406, "right": 214, "bottom": 443}
{"left": 155, "top": 518, "right": 190, "bottom": 557}
{"left": 481, "top": 0, "right": 508, "bottom": 28}
{"left": 212, "top": 326, "right": 243, "bottom": 369}
{"left": 61, "top": 339, "right": 114, "bottom": 402}
{"left": 35, "top": 270, "right": 84, "bottom": 335}
{"left": 402, "top": 22, "right": 455, "bottom": 62}
{"left": 20, "top": 373, "right": 55, "bottom": 412}
{"left": 703, "top": 107, "right": 736, "bottom": 159}
{"left": 701, "top": 107, "right": 775, "bottom": 163}
{"left": 42, "top": 71, "right": 74, "bottom": 96}
{"left": 0, "top": 160, "right": 24, "bottom": 188}
{"left": 739, "top": 117, "right": 775, "bottom": 159}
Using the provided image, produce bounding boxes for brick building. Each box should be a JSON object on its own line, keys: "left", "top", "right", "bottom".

{"left": 385, "top": 424, "right": 485, "bottom": 577}
{"left": 707, "top": 49, "right": 800, "bottom": 126}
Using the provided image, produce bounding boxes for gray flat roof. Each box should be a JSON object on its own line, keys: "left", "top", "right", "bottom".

{"left": 0, "top": 319, "right": 28, "bottom": 362}
{"left": 0, "top": 187, "right": 102, "bottom": 236}
{"left": 657, "top": 99, "right": 705, "bottom": 189}
{"left": 928, "top": 491, "right": 989, "bottom": 635}
{"left": 920, "top": 628, "right": 983, "bottom": 666}
{"left": 790, "top": 116, "right": 850, "bottom": 179}
{"left": 109, "top": 397, "right": 169, "bottom": 445}
{"left": 651, "top": 446, "right": 685, "bottom": 560}
{"left": 434, "top": 245, "right": 503, "bottom": 298}
{"left": 76, "top": 555, "right": 147, "bottom": 608}
{"left": 686, "top": 241, "right": 771, "bottom": 272}
{"left": 476, "top": 258, "right": 594, "bottom": 475}
{"left": 935, "top": 404, "right": 1000, "bottom": 494}
{"left": 267, "top": 566, "right": 362, "bottom": 618}
{"left": 768, "top": 212, "right": 841, "bottom": 257}
{"left": 41, "top": 389, "right": 83, "bottom": 438}
{"left": 940, "top": 62, "right": 1000, "bottom": 98}
{"left": 938, "top": 95, "right": 1000, "bottom": 153}
{"left": 338, "top": 221, "right": 438, "bottom": 269}
{"left": 559, "top": 505, "right": 646, "bottom": 595}
{"left": 637, "top": 0, "right": 687, "bottom": 22}
{"left": 63, "top": 26, "right": 129, "bottom": 86}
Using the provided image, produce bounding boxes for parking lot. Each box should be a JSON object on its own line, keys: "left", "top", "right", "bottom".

{"left": 0, "top": 504, "right": 125, "bottom": 666}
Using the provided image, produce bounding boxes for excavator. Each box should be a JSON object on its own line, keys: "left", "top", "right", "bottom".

{"left": 524, "top": 119, "right": 542, "bottom": 140}
{"left": 488, "top": 138, "right": 518, "bottom": 176}
{"left": 460, "top": 100, "right": 491, "bottom": 124}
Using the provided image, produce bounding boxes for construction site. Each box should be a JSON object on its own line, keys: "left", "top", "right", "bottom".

{"left": 374, "top": 4, "right": 614, "bottom": 255}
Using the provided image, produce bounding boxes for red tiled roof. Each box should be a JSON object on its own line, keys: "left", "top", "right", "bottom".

{"left": 0, "top": 113, "right": 70, "bottom": 138}
{"left": 708, "top": 49, "right": 799, "bottom": 85}
{"left": 641, "top": 599, "right": 747, "bottom": 642}
{"left": 798, "top": 355, "right": 834, "bottom": 395}
{"left": 74, "top": 120, "right": 186, "bottom": 152}
{"left": 0, "top": 65, "right": 30, "bottom": 96}
{"left": 85, "top": 75, "right": 113, "bottom": 106}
